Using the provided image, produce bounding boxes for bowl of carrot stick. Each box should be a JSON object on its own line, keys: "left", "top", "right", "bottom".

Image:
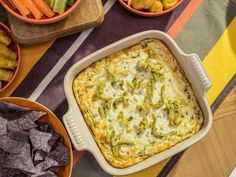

{"left": 0, "top": 22, "right": 20, "bottom": 93}
{"left": 1, "top": 0, "right": 81, "bottom": 24}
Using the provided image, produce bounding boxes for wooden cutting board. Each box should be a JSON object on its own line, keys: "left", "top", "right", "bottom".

{"left": 8, "top": 0, "right": 104, "bottom": 45}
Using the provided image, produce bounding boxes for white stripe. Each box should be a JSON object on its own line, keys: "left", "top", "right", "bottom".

{"left": 28, "top": 0, "right": 116, "bottom": 101}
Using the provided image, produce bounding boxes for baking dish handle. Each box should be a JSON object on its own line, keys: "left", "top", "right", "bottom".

{"left": 184, "top": 54, "right": 212, "bottom": 92}
{"left": 63, "top": 109, "right": 87, "bottom": 151}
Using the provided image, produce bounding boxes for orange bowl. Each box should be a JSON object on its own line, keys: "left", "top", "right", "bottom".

{"left": 0, "top": 97, "right": 73, "bottom": 177}
{"left": 117, "top": 0, "right": 183, "bottom": 17}
{"left": 1, "top": 0, "right": 81, "bottom": 24}
{"left": 0, "top": 22, "right": 21, "bottom": 93}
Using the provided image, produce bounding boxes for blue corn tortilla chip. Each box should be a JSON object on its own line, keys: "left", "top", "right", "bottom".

{"left": 0, "top": 149, "right": 7, "bottom": 167}
{"left": 46, "top": 167, "right": 60, "bottom": 174}
{"left": 0, "top": 101, "right": 30, "bottom": 121}
{"left": 31, "top": 171, "right": 57, "bottom": 177}
{"left": 48, "top": 133, "right": 60, "bottom": 147}
{"left": 32, "top": 162, "right": 58, "bottom": 176}
{"left": 0, "top": 135, "right": 25, "bottom": 153}
{"left": 1, "top": 109, "right": 46, "bottom": 123}
{"left": 30, "top": 128, "right": 53, "bottom": 153}
{"left": 6, "top": 120, "right": 21, "bottom": 132}
{"left": 34, "top": 152, "right": 44, "bottom": 164}
{"left": 0, "top": 112, "right": 22, "bottom": 121}
{"left": 35, "top": 121, "right": 60, "bottom": 147}
{"left": 0, "top": 168, "right": 28, "bottom": 177}
{"left": 34, "top": 152, "right": 44, "bottom": 162}
{"left": 7, "top": 111, "right": 46, "bottom": 132}
{"left": 0, "top": 101, "right": 69, "bottom": 176}
{"left": 34, "top": 150, "right": 47, "bottom": 163}
{"left": 3, "top": 143, "right": 37, "bottom": 174}
{"left": 34, "top": 162, "right": 44, "bottom": 174}
{"left": 43, "top": 142, "right": 70, "bottom": 170}
{"left": 0, "top": 101, "right": 30, "bottom": 112}
{"left": 8, "top": 130, "right": 30, "bottom": 143}
{"left": 36, "top": 121, "right": 53, "bottom": 133}
{"left": 23, "top": 111, "right": 47, "bottom": 122}
{"left": 0, "top": 116, "right": 8, "bottom": 135}
{"left": 7, "top": 118, "right": 37, "bottom": 132}
{"left": 43, "top": 158, "right": 59, "bottom": 171}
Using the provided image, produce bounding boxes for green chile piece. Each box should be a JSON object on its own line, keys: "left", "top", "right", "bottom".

{"left": 115, "top": 80, "right": 124, "bottom": 89}
{"left": 152, "top": 72, "right": 164, "bottom": 81}
{"left": 153, "top": 99, "right": 164, "bottom": 109}
{"left": 98, "top": 105, "right": 106, "bottom": 119}
{"left": 117, "top": 111, "right": 129, "bottom": 127}
{"left": 152, "top": 115, "right": 177, "bottom": 138}
{"left": 152, "top": 116, "right": 164, "bottom": 138}
{"left": 117, "top": 140, "right": 134, "bottom": 146}
{"left": 122, "top": 97, "right": 129, "bottom": 107}
{"left": 110, "top": 130, "right": 121, "bottom": 146}
{"left": 160, "top": 84, "right": 166, "bottom": 101}
{"left": 136, "top": 105, "right": 149, "bottom": 115}
{"left": 113, "top": 95, "right": 129, "bottom": 109}
{"left": 165, "top": 98, "right": 183, "bottom": 126}
{"left": 106, "top": 68, "right": 116, "bottom": 81}
{"left": 104, "top": 100, "right": 112, "bottom": 116}
{"left": 126, "top": 81, "right": 135, "bottom": 95}
{"left": 97, "top": 82, "right": 106, "bottom": 94}
{"left": 146, "top": 81, "right": 155, "bottom": 100}
{"left": 137, "top": 58, "right": 162, "bottom": 74}
{"left": 113, "top": 98, "right": 123, "bottom": 109}
{"left": 133, "top": 75, "right": 141, "bottom": 90}
{"left": 135, "top": 117, "right": 149, "bottom": 134}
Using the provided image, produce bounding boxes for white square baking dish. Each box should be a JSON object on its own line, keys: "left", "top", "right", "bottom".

{"left": 63, "top": 30, "right": 212, "bottom": 176}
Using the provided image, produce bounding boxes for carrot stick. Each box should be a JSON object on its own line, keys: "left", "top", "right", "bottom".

{"left": 19, "top": 0, "right": 42, "bottom": 19}
{"left": 10, "top": 0, "right": 30, "bottom": 17}
{"left": 32, "top": 0, "right": 55, "bottom": 17}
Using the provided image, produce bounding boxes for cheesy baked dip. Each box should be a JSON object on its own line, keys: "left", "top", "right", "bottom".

{"left": 73, "top": 39, "right": 203, "bottom": 168}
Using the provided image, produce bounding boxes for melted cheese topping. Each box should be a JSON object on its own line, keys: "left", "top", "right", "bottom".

{"left": 73, "top": 39, "right": 203, "bottom": 168}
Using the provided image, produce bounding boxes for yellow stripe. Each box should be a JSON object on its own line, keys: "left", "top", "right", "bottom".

{"left": 118, "top": 17, "right": 236, "bottom": 177}
{"left": 204, "top": 17, "right": 236, "bottom": 105}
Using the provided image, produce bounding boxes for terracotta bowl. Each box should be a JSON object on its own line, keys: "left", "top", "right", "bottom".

{"left": 0, "top": 22, "right": 21, "bottom": 93}
{"left": 1, "top": 0, "right": 81, "bottom": 24}
{"left": 117, "top": 0, "right": 183, "bottom": 17}
{"left": 0, "top": 97, "right": 73, "bottom": 177}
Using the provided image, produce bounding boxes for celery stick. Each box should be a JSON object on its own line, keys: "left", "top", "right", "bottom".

{"left": 67, "top": 0, "right": 75, "bottom": 6}
{"left": 45, "top": 0, "right": 51, "bottom": 6}
{"left": 53, "top": 0, "right": 68, "bottom": 14}
{"left": 50, "top": 0, "right": 55, "bottom": 8}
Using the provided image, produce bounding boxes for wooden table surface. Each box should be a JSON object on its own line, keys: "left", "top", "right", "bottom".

{"left": 168, "top": 86, "right": 236, "bottom": 177}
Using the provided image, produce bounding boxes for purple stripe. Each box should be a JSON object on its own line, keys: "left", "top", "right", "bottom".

{"left": 12, "top": 33, "right": 80, "bottom": 98}
{"left": 35, "top": 1, "right": 190, "bottom": 118}
{"left": 12, "top": 0, "right": 109, "bottom": 98}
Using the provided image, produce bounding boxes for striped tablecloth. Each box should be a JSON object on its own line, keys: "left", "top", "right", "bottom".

{"left": 0, "top": 0, "right": 236, "bottom": 177}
